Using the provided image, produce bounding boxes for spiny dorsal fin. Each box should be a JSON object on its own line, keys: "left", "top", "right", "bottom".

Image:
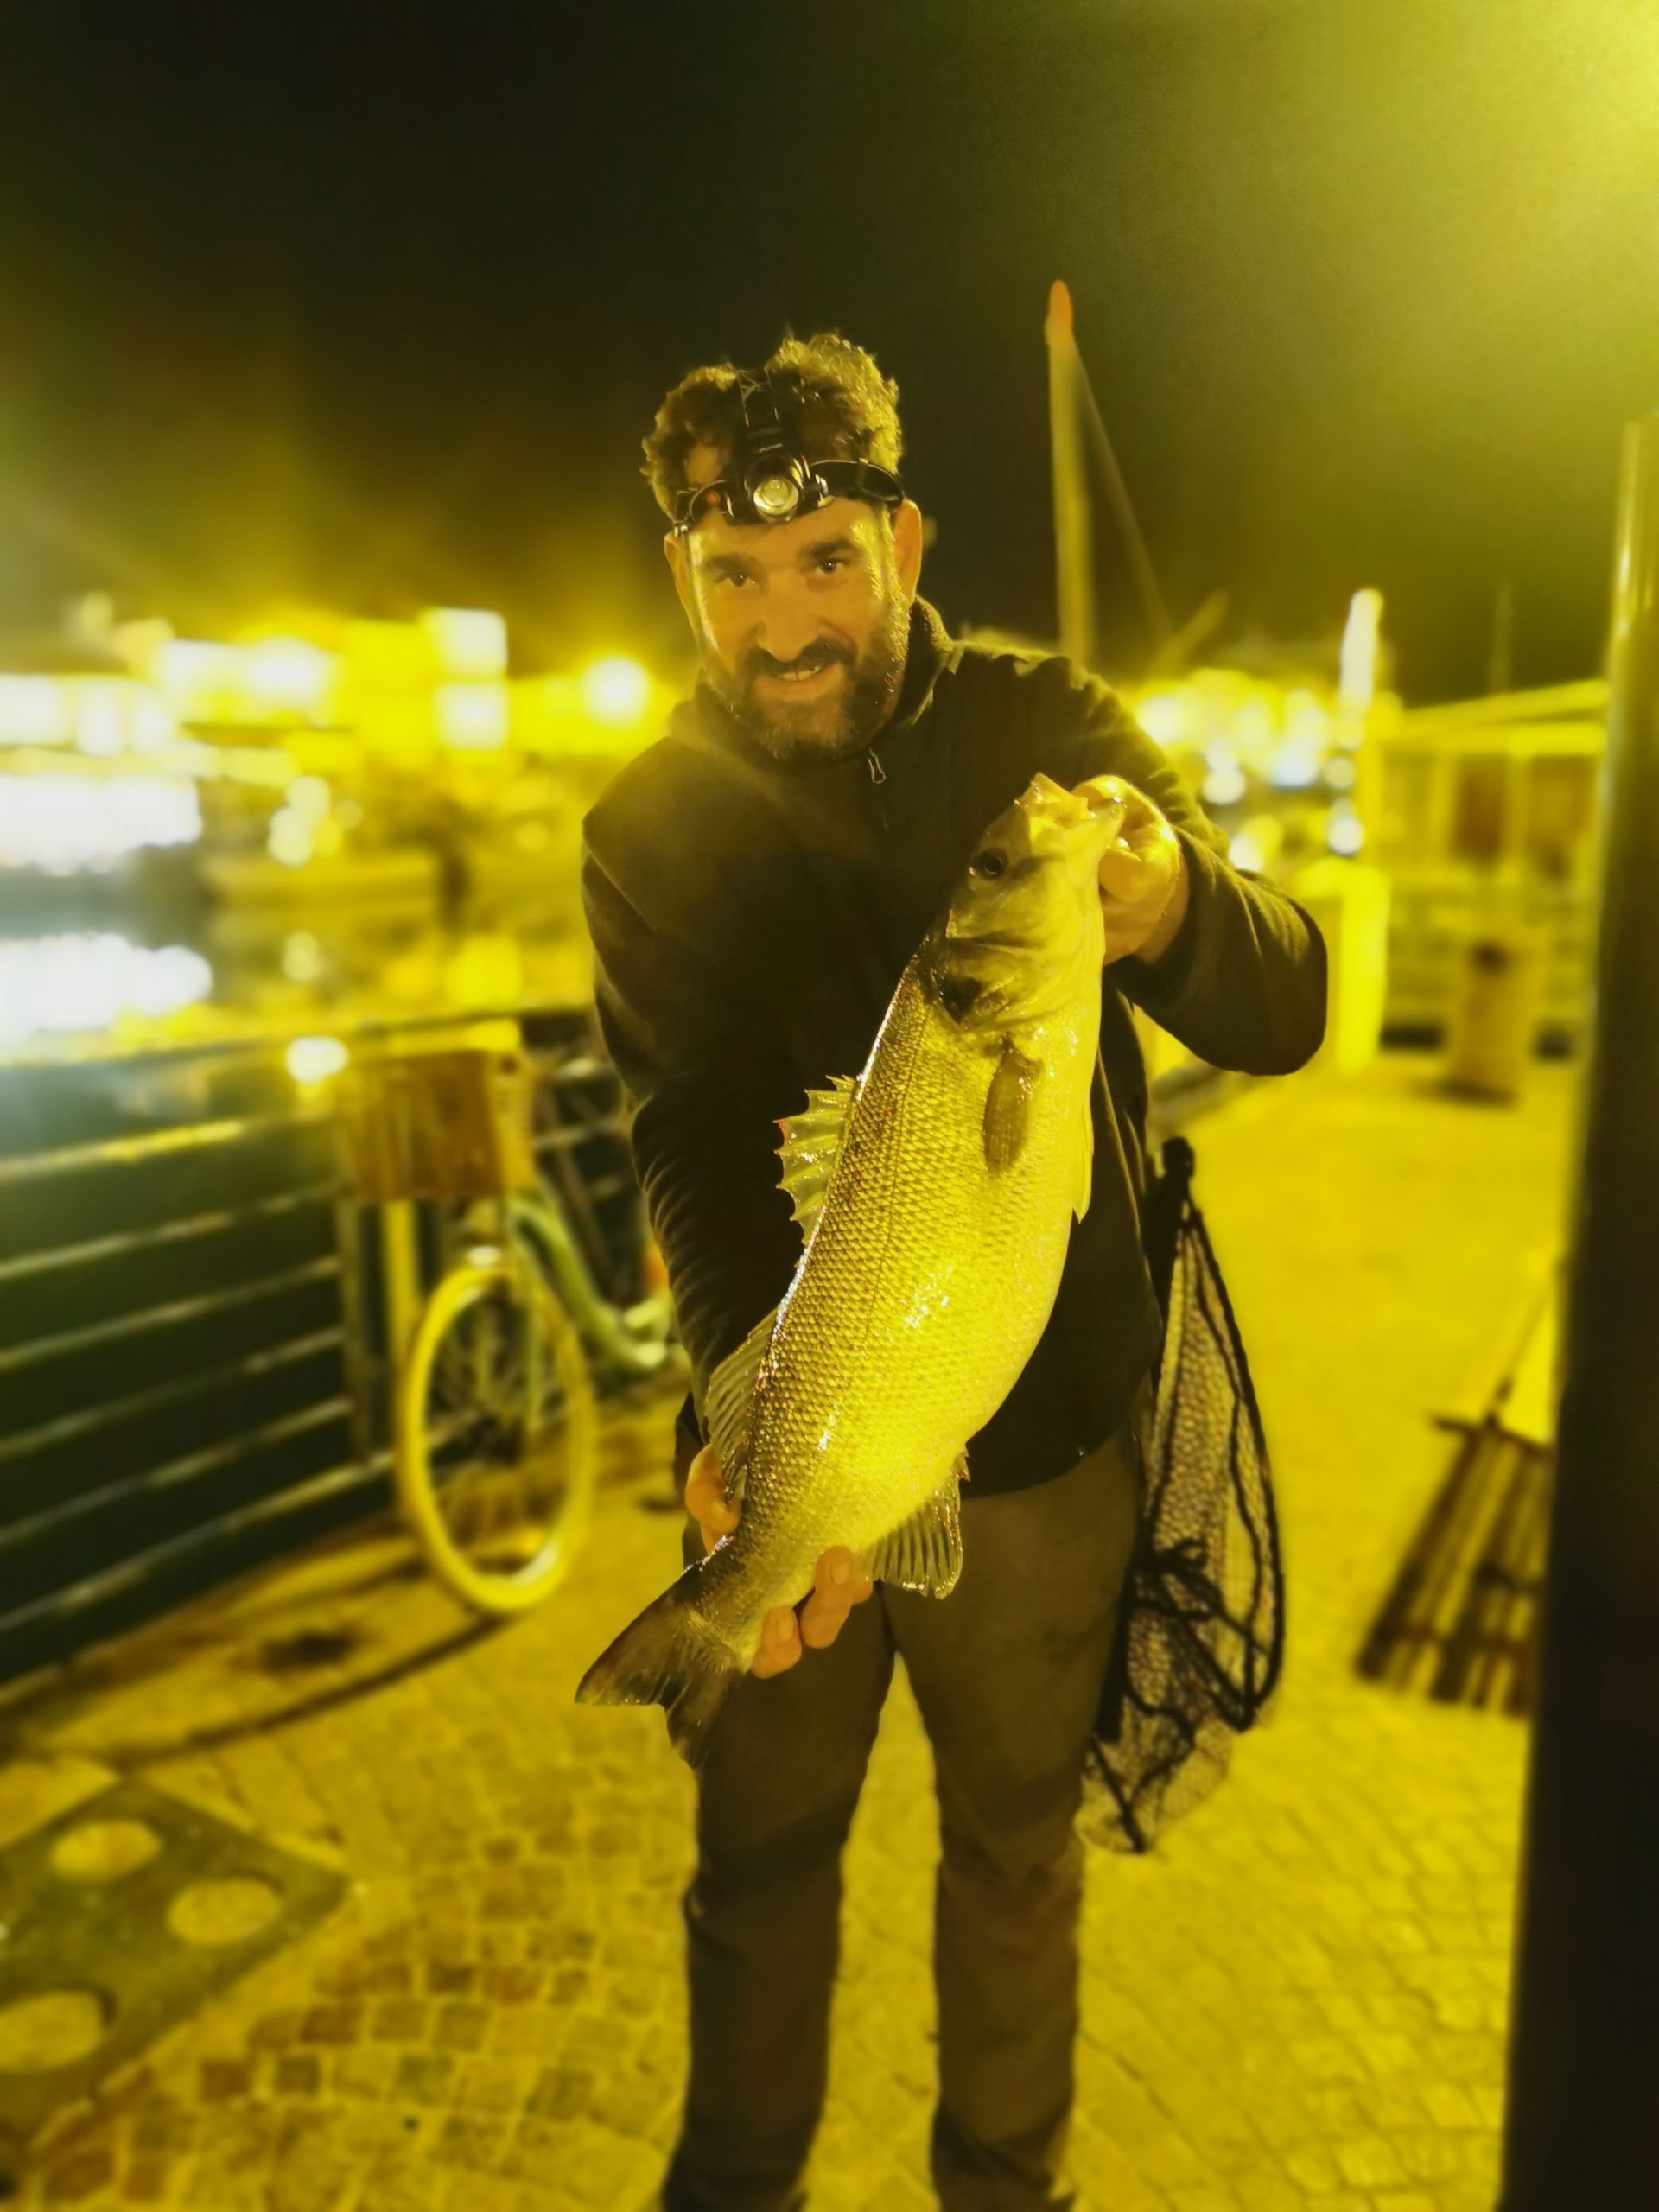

{"left": 854, "top": 1466, "right": 965, "bottom": 1597}
{"left": 777, "top": 1074, "right": 858, "bottom": 1247}
{"left": 702, "top": 1303, "right": 778, "bottom": 1503}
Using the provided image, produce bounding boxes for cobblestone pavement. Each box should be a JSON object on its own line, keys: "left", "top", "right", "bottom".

{"left": 0, "top": 1051, "right": 1576, "bottom": 2211}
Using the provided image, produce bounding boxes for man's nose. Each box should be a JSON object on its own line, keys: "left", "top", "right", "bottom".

{"left": 751, "top": 591, "right": 825, "bottom": 667}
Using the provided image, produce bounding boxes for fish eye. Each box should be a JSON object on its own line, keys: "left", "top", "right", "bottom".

{"left": 969, "top": 849, "right": 1007, "bottom": 880}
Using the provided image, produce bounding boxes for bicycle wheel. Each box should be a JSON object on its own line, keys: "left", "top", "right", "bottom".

{"left": 396, "top": 1240, "right": 599, "bottom": 1615}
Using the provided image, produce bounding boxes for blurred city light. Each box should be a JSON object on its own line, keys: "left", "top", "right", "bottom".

{"left": 579, "top": 656, "right": 652, "bottom": 727}
{"left": 0, "top": 773, "right": 201, "bottom": 871}
{"left": 266, "top": 810, "right": 316, "bottom": 868}
{"left": 423, "top": 608, "right": 509, "bottom": 680}
{"left": 282, "top": 932, "right": 326, "bottom": 984}
{"left": 243, "top": 637, "right": 335, "bottom": 720}
{"left": 286, "top": 776, "right": 331, "bottom": 817}
{"left": 284, "top": 1034, "right": 349, "bottom": 1085}
{"left": 435, "top": 681, "right": 510, "bottom": 750}
{"left": 1339, "top": 590, "right": 1384, "bottom": 719}
{"left": 157, "top": 640, "right": 247, "bottom": 722}
{"left": 0, "top": 934, "right": 213, "bottom": 1046}
{"left": 1135, "top": 690, "right": 1194, "bottom": 748}
{"left": 0, "top": 677, "right": 73, "bottom": 747}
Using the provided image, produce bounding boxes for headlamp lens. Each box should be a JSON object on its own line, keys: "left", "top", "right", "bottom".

{"left": 750, "top": 469, "right": 802, "bottom": 519}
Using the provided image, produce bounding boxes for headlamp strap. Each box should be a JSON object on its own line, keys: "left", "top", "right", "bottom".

{"left": 737, "top": 372, "right": 785, "bottom": 449}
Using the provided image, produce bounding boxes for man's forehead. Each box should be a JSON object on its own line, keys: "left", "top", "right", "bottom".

{"left": 683, "top": 490, "right": 882, "bottom": 564}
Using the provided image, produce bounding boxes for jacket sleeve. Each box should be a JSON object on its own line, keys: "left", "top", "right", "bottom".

{"left": 581, "top": 841, "right": 804, "bottom": 1402}
{"left": 1073, "top": 679, "right": 1329, "bottom": 1077}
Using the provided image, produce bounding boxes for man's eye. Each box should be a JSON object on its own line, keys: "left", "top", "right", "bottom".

{"left": 817, "top": 556, "right": 844, "bottom": 575}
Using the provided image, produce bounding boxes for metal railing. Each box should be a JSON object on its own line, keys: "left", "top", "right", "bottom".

{"left": 0, "top": 1001, "right": 639, "bottom": 1684}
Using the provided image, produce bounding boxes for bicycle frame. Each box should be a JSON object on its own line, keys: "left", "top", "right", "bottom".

{"left": 505, "top": 1189, "right": 675, "bottom": 1380}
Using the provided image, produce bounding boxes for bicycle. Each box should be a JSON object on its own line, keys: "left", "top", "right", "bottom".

{"left": 332, "top": 1020, "right": 680, "bottom": 1618}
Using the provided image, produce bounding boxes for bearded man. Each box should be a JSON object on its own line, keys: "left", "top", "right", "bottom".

{"left": 580, "top": 334, "right": 1326, "bottom": 2212}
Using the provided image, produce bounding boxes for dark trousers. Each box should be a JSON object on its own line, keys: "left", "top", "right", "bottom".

{"left": 662, "top": 1423, "right": 1143, "bottom": 2212}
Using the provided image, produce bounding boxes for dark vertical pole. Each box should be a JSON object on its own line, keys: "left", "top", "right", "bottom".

{"left": 1501, "top": 415, "right": 1659, "bottom": 2207}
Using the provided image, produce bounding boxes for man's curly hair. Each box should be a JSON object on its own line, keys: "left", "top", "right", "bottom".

{"left": 642, "top": 333, "right": 903, "bottom": 523}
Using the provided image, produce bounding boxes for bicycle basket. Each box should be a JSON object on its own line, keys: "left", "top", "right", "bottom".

{"left": 337, "top": 1047, "right": 538, "bottom": 1205}
{"left": 1083, "top": 1135, "right": 1287, "bottom": 1854}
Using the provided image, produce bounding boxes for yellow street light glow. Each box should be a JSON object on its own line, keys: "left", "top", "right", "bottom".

{"left": 157, "top": 640, "right": 244, "bottom": 721}
{"left": 580, "top": 656, "right": 652, "bottom": 727}
{"left": 245, "top": 637, "right": 334, "bottom": 717}
{"left": 0, "top": 933, "right": 212, "bottom": 1046}
{"left": 422, "top": 608, "right": 508, "bottom": 680}
{"left": 267, "top": 809, "right": 315, "bottom": 867}
{"left": 1134, "top": 690, "right": 1194, "bottom": 748}
{"left": 0, "top": 677, "right": 73, "bottom": 747}
{"left": 285, "top": 1035, "right": 349, "bottom": 1085}
{"left": 1339, "top": 589, "right": 1383, "bottom": 715}
{"left": 435, "top": 682, "right": 509, "bottom": 749}
{"left": 0, "top": 774, "right": 200, "bottom": 870}
{"left": 286, "top": 775, "right": 332, "bottom": 818}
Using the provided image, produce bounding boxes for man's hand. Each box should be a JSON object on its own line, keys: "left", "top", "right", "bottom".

{"left": 1077, "top": 774, "right": 1190, "bottom": 964}
{"left": 684, "top": 1442, "right": 875, "bottom": 1678}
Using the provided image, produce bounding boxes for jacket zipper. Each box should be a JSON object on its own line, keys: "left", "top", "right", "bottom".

{"left": 865, "top": 746, "right": 890, "bottom": 835}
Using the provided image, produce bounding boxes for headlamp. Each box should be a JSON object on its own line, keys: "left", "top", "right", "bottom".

{"left": 671, "top": 372, "right": 904, "bottom": 535}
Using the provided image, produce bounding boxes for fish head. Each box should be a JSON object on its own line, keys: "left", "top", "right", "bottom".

{"left": 924, "top": 773, "right": 1122, "bottom": 1031}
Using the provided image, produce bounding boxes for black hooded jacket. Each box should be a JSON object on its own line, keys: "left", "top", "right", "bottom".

{"left": 581, "top": 599, "right": 1326, "bottom": 1495}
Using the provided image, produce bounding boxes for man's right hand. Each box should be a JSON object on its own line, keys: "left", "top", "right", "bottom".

{"left": 684, "top": 1441, "right": 874, "bottom": 1679}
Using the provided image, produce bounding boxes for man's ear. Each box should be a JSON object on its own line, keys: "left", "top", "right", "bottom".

{"left": 664, "top": 531, "right": 696, "bottom": 623}
{"left": 891, "top": 499, "right": 925, "bottom": 603}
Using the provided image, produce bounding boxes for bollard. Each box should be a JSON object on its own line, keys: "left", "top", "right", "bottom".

{"left": 1443, "top": 924, "right": 1542, "bottom": 1100}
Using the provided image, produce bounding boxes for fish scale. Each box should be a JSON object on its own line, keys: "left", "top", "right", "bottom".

{"left": 578, "top": 771, "right": 1121, "bottom": 1764}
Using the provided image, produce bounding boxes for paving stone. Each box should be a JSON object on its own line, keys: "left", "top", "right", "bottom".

{"left": 431, "top": 2001, "right": 492, "bottom": 2054}
{"left": 37, "top": 2148, "right": 118, "bottom": 2202}
{"left": 301, "top": 2003, "right": 365, "bottom": 2047}
{"left": 370, "top": 1998, "right": 433, "bottom": 2044}
{"left": 274, "top": 2051, "right": 325, "bottom": 2098}
{"left": 196, "top": 2058, "right": 254, "bottom": 2102}
{"left": 333, "top": 2045, "right": 404, "bottom": 2101}
{"left": 392, "top": 2053, "right": 457, "bottom": 2108}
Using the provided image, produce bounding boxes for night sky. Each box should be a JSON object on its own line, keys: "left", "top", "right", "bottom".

{"left": 1, "top": 0, "right": 1655, "bottom": 702}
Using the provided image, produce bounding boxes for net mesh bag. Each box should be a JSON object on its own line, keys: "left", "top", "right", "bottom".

{"left": 1083, "top": 1135, "right": 1286, "bottom": 1853}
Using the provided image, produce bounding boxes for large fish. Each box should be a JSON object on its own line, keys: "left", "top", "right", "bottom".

{"left": 577, "top": 772, "right": 1122, "bottom": 1762}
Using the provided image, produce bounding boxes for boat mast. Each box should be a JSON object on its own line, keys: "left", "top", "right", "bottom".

{"left": 1046, "top": 279, "right": 1096, "bottom": 669}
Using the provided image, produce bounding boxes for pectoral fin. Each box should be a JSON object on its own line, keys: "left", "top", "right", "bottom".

{"left": 1072, "top": 1095, "right": 1094, "bottom": 1222}
{"left": 855, "top": 1468, "right": 964, "bottom": 1598}
{"left": 982, "top": 1038, "right": 1042, "bottom": 1174}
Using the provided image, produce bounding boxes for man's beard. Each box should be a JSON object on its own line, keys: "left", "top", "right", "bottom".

{"left": 698, "top": 593, "right": 912, "bottom": 766}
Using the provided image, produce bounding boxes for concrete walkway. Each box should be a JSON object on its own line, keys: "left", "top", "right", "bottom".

{"left": 0, "top": 1049, "right": 1577, "bottom": 2210}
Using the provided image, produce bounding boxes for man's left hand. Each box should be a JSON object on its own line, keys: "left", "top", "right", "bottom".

{"left": 1079, "top": 775, "right": 1190, "bottom": 964}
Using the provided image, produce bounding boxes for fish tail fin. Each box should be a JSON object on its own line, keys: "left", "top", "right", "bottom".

{"left": 575, "top": 1573, "right": 741, "bottom": 1766}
